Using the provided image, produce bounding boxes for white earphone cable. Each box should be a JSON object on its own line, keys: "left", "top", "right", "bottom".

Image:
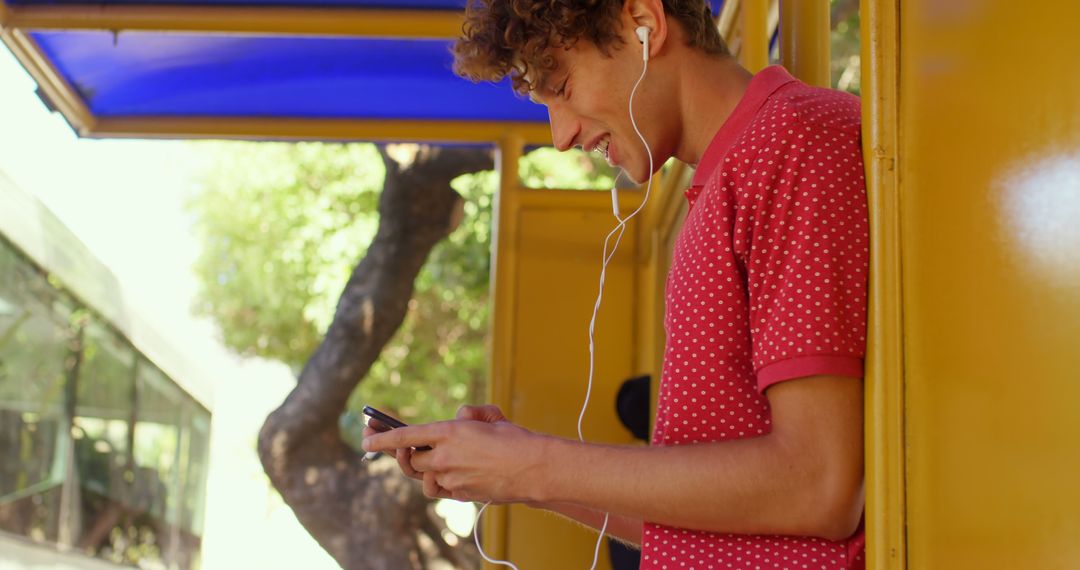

{"left": 473, "top": 38, "right": 654, "bottom": 570}
{"left": 474, "top": 501, "right": 519, "bottom": 569}
{"left": 579, "top": 47, "right": 654, "bottom": 570}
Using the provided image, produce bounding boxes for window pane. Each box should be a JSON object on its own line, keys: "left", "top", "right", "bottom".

{"left": 177, "top": 400, "right": 210, "bottom": 570}
{"left": 72, "top": 318, "right": 137, "bottom": 563}
{"left": 517, "top": 147, "right": 619, "bottom": 190}
{"left": 134, "top": 359, "right": 185, "bottom": 567}
{"left": 0, "top": 239, "right": 72, "bottom": 544}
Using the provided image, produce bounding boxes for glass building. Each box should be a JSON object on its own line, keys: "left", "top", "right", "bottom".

{"left": 0, "top": 171, "right": 213, "bottom": 570}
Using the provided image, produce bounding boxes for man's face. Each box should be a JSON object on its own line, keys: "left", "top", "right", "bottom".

{"left": 531, "top": 38, "right": 669, "bottom": 184}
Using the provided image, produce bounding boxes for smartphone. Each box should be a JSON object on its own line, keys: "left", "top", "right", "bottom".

{"left": 362, "top": 405, "right": 432, "bottom": 451}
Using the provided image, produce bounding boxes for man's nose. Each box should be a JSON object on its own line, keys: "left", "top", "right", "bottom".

{"left": 548, "top": 105, "right": 580, "bottom": 152}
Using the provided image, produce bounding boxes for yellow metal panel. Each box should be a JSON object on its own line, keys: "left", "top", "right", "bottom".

{"left": 778, "top": 0, "right": 829, "bottom": 87}
{"left": 900, "top": 1, "right": 1080, "bottom": 567}
{"left": 1, "top": 3, "right": 463, "bottom": 38}
{"left": 88, "top": 117, "right": 552, "bottom": 146}
{"left": 860, "top": 0, "right": 905, "bottom": 568}
{"left": 515, "top": 188, "right": 644, "bottom": 213}
{"left": 489, "top": 138, "right": 642, "bottom": 567}
{"left": 505, "top": 196, "right": 639, "bottom": 568}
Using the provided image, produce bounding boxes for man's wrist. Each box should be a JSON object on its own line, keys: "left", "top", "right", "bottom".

{"left": 523, "top": 434, "right": 568, "bottom": 504}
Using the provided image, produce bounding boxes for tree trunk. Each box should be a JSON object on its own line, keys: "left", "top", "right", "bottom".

{"left": 257, "top": 145, "right": 494, "bottom": 569}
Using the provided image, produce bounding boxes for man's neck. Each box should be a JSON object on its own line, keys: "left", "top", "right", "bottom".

{"left": 673, "top": 56, "right": 754, "bottom": 168}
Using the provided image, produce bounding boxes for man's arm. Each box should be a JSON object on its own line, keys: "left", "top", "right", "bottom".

{"left": 363, "top": 374, "right": 864, "bottom": 541}
{"left": 536, "top": 374, "right": 864, "bottom": 540}
{"left": 528, "top": 502, "right": 643, "bottom": 547}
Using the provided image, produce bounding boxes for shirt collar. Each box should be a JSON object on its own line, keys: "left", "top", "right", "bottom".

{"left": 685, "top": 65, "right": 798, "bottom": 203}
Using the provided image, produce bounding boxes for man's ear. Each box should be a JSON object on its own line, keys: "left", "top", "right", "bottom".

{"left": 624, "top": 0, "right": 668, "bottom": 59}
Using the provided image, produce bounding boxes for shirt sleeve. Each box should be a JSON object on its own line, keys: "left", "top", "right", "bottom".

{"left": 736, "top": 103, "right": 870, "bottom": 393}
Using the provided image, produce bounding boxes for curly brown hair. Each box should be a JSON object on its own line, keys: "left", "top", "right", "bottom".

{"left": 452, "top": 0, "right": 728, "bottom": 95}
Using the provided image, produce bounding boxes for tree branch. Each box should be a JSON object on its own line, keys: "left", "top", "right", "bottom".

{"left": 256, "top": 145, "right": 493, "bottom": 568}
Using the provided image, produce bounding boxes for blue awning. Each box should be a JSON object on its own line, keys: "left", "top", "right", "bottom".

{"left": 32, "top": 32, "right": 547, "bottom": 122}
{"left": 8, "top": 0, "right": 467, "bottom": 6}
{"left": 1, "top": 0, "right": 726, "bottom": 142}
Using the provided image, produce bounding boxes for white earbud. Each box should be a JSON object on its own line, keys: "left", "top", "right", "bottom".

{"left": 635, "top": 25, "right": 651, "bottom": 62}
{"left": 609, "top": 25, "right": 652, "bottom": 217}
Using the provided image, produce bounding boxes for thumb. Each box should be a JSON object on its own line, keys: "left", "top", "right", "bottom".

{"left": 456, "top": 404, "right": 508, "bottom": 423}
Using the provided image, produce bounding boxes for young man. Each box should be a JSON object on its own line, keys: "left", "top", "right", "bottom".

{"left": 363, "top": 0, "right": 869, "bottom": 567}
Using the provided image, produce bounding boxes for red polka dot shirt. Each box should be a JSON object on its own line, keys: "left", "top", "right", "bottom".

{"left": 642, "top": 65, "right": 869, "bottom": 569}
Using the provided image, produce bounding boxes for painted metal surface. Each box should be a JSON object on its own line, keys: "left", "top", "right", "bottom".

{"left": 900, "top": 0, "right": 1080, "bottom": 567}
{"left": 2, "top": 4, "right": 466, "bottom": 37}
{"left": 85, "top": 116, "right": 552, "bottom": 145}
{"left": 485, "top": 136, "right": 645, "bottom": 568}
{"left": 860, "top": 0, "right": 905, "bottom": 568}
{"left": 779, "top": 0, "right": 829, "bottom": 87}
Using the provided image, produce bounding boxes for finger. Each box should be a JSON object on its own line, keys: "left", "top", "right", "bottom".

{"left": 363, "top": 424, "right": 440, "bottom": 453}
{"left": 366, "top": 418, "right": 393, "bottom": 433}
{"left": 452, "top": 490, "right": 483, "bottom": 503}
{"left": 423, "top": 472, "right": 449, "bottom": 499}
{"left": 396, "top": 448, "right": 420, "bottom": 480}
{"left": 409, "top": 449, "right": 434, "bottom": 473}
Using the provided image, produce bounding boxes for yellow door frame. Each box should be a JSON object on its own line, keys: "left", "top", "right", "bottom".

{"left": 861, "top": 0, "right": 906, "bottom": 568}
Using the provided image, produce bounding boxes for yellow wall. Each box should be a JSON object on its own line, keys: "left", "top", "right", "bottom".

{"left": 507, "top": 193, "right": 642, "bottom": 567}
{"left": 899, "top": 1, "right": 1080, "bottom": 567}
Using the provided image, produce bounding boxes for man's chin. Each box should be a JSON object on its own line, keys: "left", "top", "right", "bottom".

{"left": 619, "top": 165, "right": 650, "bottom": 187}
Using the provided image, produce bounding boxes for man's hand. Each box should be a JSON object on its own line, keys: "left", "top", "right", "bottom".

{"left": 362, "top": 405, "right": 548, "bottom": 503}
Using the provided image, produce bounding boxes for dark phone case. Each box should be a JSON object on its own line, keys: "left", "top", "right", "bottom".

{"left": 362, "top": 405, "right": 408, "bottom": 429}
{"left": 362, "top": 406, "right": 431, "bottom": 451}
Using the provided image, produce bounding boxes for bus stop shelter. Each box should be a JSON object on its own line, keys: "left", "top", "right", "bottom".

{"left": 0, "top": 1, "right": 843, "bottom": 568}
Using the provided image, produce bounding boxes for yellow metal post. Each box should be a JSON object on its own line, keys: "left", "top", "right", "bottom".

{"left": 860, "top": 0, "right": 905, "bottom": 569}
{"left": 739, "top": 0, "right": 770, "bottom": 73}
{"left": 88, "top": 117, "right": 552, "bottom": 145}
{"left": 1, "top": 4, "right": 464, "bottom": 37}
{"left": 778, "top": 0, "right": 830, "bottom": 87}
{"left": 485, "top": 134, "right": 523, "bottom": 569}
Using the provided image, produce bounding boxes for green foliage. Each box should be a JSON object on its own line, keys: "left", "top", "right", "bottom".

{"left": 188, "top": 143, "right": 384, "bottom": 366}
{"left": 830, "top": 0, "right": 862, "bottom": 95}
{"left": 518, "top": 147, "right": 617, "bottom": 190}
{"left": 187, "top": 142, "right": 611, "bottom": 438}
